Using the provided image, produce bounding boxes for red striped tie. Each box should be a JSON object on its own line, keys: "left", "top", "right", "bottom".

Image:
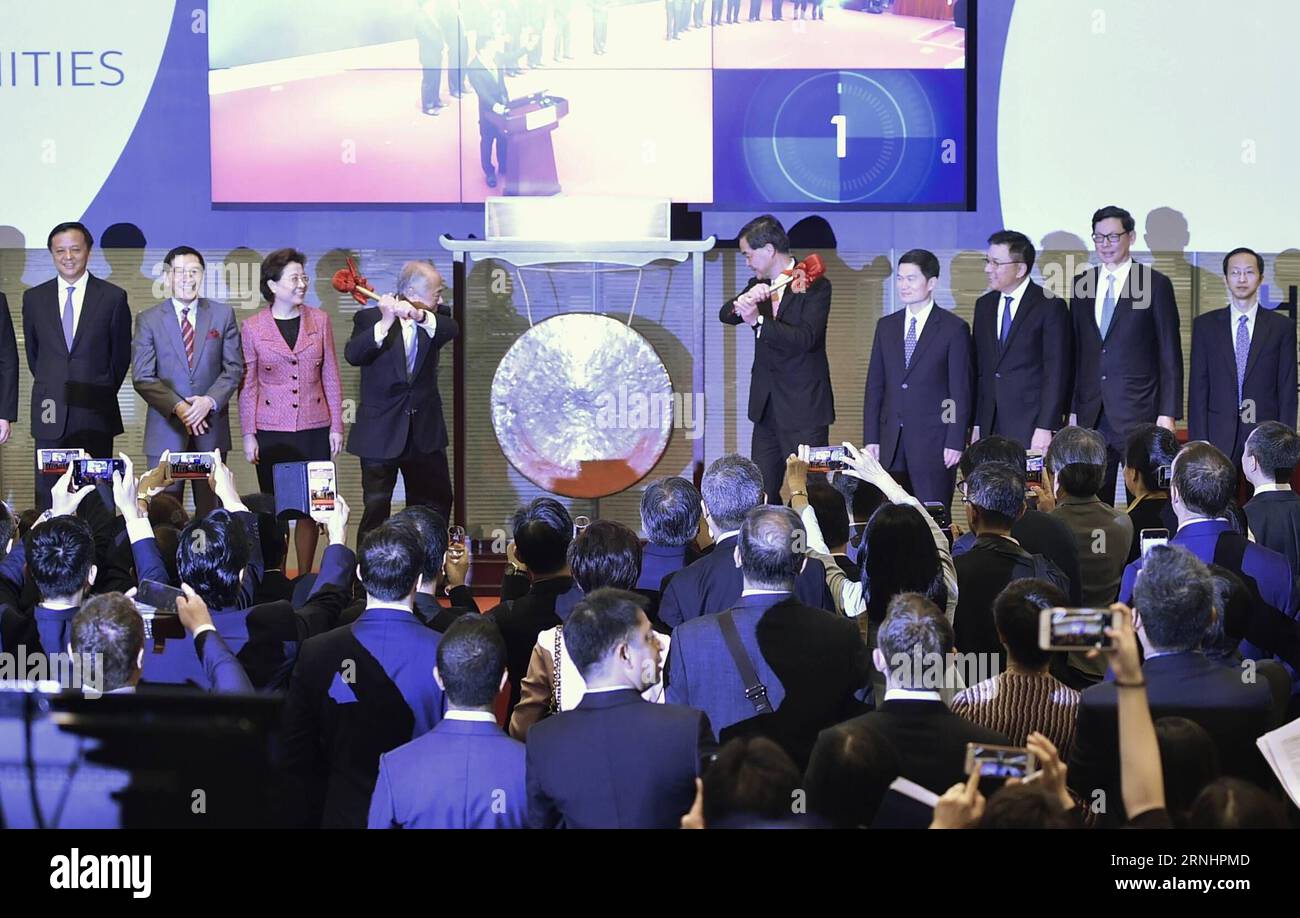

{"left": 181, "top": 307, "right": 195, "bottom": 367}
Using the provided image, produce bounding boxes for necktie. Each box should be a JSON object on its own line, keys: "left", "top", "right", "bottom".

{"left": 405, "top": 321, "right": 418, "bottom": 377}
{"left": 1235, "top": 313, "right": 1250, "bottom": 402}
{"left": 1099, "top": 274, "right": 1116, "bottom": 338}
{"left": 998, "top": 295, "right": 1014, "bottom": 346}
{"left": 62, "top": 286, "right": 75, "bottom": 351}
{"left": 904, "top": 315, "right": 918, "bottom": 369}
{"left": 181, "top": 307, "right": 195, "bottom": 367}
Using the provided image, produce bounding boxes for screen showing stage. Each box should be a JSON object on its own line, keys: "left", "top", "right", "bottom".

{"left": 209, "top": 0, "right": 969, "bottom": 207}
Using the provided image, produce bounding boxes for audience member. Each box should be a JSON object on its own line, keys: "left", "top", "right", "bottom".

{"left": 637, "top": 476, "right": 704, "bottom": 594}
{"left": 1242, "top": 421, "right": 1300, "bottom": 578}
{"left": 1122, "top": 424, "right": 1179, "bottom": 564}
{"left": 804, "top": 719, "right": 901, "bottom": 829}
{"left": 1185, "top": 777, "right": 1289, "bottom": 829}
{"left": 1154, "top": 716, "right": 1220, "bottom": 827}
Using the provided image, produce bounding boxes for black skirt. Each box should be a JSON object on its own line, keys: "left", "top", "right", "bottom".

{"left": 255, "top": 426, "right": 331, "bottom": 495}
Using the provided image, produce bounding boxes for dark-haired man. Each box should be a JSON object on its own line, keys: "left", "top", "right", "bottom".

{"left": 23, "top": 222, "right": 133, "bottom": 510}
{"left": 721, "top": 215, "right": 835, "bottom": 503}
{"left": 132, "top": 245, "right": 244, "bottom": 517}
{"left": 369, "top": 616, "right": 526, "bottom": 828}
{"left": 637, "top": 476, "right": 705, "bottom": 595}
{"left": 971, "top": 230, "right": 1070, "bottom": 453}
{"left": 1069, "top": 205, "right": 1183, "bottom": 504}
{"left": 1189, "top": 247, "right": 1297, "bottom": 471}
{"left": 1243, "top": 422, "right": 1300, "bottom": 580}
{"left": 865, "top": 248, "right": 972, "bottom": 507}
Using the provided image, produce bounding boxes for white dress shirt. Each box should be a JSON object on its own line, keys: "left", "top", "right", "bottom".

{"left": 994, "top": 275, "right": 1032, "bottom": 336}
{"left": 444, "top": 710, "right": 499, "bottom": 723}
{"left": 902, "top": 298, "right": 936, "bottom": 344}
{"left": 58, "top": 271, "right": 89, "bottom": 338}
{"left": 755, "top": 256, "right": 797, "bottom": 340}
{"left": 1253, "top": 482, "right": 1292, "bottom": 493}
{"left": 1093, "top": 258, "right": 1133, "bottom": 329}
{"left": 1228, "top": 300, "right": 1259, "bottom": 350}
{"left": 373, "top": 310, "right": 438, "bottom": 352}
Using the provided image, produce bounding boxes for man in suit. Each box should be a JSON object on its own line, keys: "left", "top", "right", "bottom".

{"left": 1189, "top": 247, "right": 1297, "bottom": 471}
{"left": 748, "top": 0, "right": 762, "bottom": 20}
{"left": 971, "top": 230, "right": 1070, "bottom": 453}
{"left": 721, "top": 215, "right": 834, "bottom": 503}
{"left": 415, "top": 0, "right": 446, "bottom": 115}
{"left": 23, "top": 222, "right": 133, "bottom": 510}
{"left": 658, "top": 454, "right": 833, "bottom": 629}
{"left": 637, "top": 476, "right": 704, "bottom": 596}
{"left": 1069, "top": 205, "right": 1183, "bottom": 504}
{"left": 132, "top": 246, "right": 243, "bottom": 517}
{"left": 952, "top": 463, "right": 1068, "bottom": 671}
{"left": 466, "top": 31, "right": 510, "bottom": 188}
{"left": 1243, "top": 422, "right": 1300, "bottom": 581}
{"left": 368, "top": 616, "right": 526, "bottom": 828}
{"left": 666, "top": 506, "right": 870, "bottom": 770}
{"left": 345, "top": 261, "right": 459, "bottom": 548}
{"left": 526, "top": 588, "right": 716, "bottom": 828}
{"left": 283, "top": 520, "right": 447, "bottom": 828}
{"left": 840, "top": 593, "right": 1010, "bottom": 795}
{"left": 0, "top": 295, "right": 16, "bottom": 445}
{"left": 1069, "top": 546, "right": 1274, "bottom": 825}
{"left": 864, "top": 248, "right": 972, "bottom": 507}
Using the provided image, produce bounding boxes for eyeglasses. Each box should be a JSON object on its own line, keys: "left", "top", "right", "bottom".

{"left": 1091, "top": 233, "right": 1127, "bottom": 244}
{"left": 983, "top": 258, "right": 1024, "bottom": 268}
{"left": 280, "top": 275, "right": 310, "bottom": 287}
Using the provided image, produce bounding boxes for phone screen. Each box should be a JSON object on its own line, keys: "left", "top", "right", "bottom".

{"left": 807, "top": 446, "right": 847, "bottom": 472}
{"left": 308, "top": 465, "right": 336, "bottom": 514}
{"left": 967, "top": 744, "right": 1034, "bottom": 779}
{"left": 71, "top": 458, "right": 125, "bottom": 488}
{"left": 136, "top": 579, "right": 183, "bottom": 614}
{"left": 1044, "top": 608, "right": 1115, "bottom": 650}
{"left": 1025, "top": 451, "right": 1044, "bottom": 485}
{"left": 1140, "top": 528, "right": 1169, "bottom": 558}
{"left": 170, "top": 452, "right": 215, "bottom": 480}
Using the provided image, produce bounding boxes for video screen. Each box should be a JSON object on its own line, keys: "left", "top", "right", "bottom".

{"left": 169, "top": 453, "right": 215, "bottom": 480}
{"left": 1049, "top": 610, "right": 1112, "bottom": 648}
{"left": 969, "top": 746, "right": 1031, "bottom": 780}
{"left": 308, "top": 466, "right": 337, "bottom": 514}
{"left": 209, "top": 0, "right": 969, "bottom": 207}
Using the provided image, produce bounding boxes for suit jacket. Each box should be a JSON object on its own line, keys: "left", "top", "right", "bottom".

{"left": 665, "top": 592, "right": 870, "bottom": 769}
{"left": 132, "top": 298, "right": 244, "bottom": 454}
{"left": 0, "top": 294, "right": 17, "bottom": 422}
{"left": 657, "top": 534, "right": 833, "bottom": 629}
{"left": 22, "top": 275, "right": 132, "bottom": 439}
{"left": 1052, "top": 496, "right": 1134, "bottom": 607}
{"left": 1188, "top": 305, "right": 1297, "bottom": 459}
{"left": 525, "top": 688, "right": 715, "bottom": 829}
{"left": 844, "top": 699, "right": 1011, "bottom": 795}
{"left": 719, "top": 272, "right": 835, "bottom": 428}
{"left": 282, "top": 606, "right": 447, "bottom": 828}
{"left": 195, "top": 630, "right": 254, "bottom": 693}
{"left": 1069, "top": 262, "right": 1183, "bottom": 446}
{"left": 344, "top": 305, "right": 459, "bottom": 460}
{"left": 953, "top": 535, "right": 1069, "bottom": 669}
{"left": 237, "top": 305, "right": 343, "bottom": 434}
{"left": 487, "top": 577, "right": 583, "bottom": 712}
{"left": 864, "top": 304, "right": 972, "bottom": 456}
{"left": 952, "top": 508, "right": 1083, "bottom": 604}
{"left": 368, "top": 717, "right": 527, "bottom": 829}
{"left": 637, "top": 542, "right": 690, "bottom": 593}
{"left": 1068, "top": 651, "right": 1274, "bottom": 825}
{"left": 466, "top": 56, "right": 508, "bottom": 112}
{"left": 972, "top": 281, "right": 1071, "bottom": 443}
{"left": 1245, "top": 490, "right": 1300, "bottom": 585}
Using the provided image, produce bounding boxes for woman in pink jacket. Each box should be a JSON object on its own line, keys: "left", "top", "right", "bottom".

{"left": 238, "top": 248, "right": 344, "bottom": 574}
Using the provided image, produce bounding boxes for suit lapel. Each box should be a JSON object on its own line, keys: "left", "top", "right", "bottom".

{"left": 997, "top": 284, "right": 1036, "bottom": 363}
{"left": 903, "top": 307, "right": 942, "bottom": 379}
{"left": 1103, "top": 263, "right": 1144, "bottom": 343}
{"left": 161, "top": 302, "right": 190, "bottom": 369}
{"left": 190, "top": 299, "right": 212, "bottom": 367}
{"left": 412, "top": 321, "right": 433, "bottom": 378}
{"left": 387, "top": 318, "right": 408, "bottom": 380}
{"left": 291, "top": 307, "right": 312, "bottom": 354}
{"left": 45, "top": 282, "right": 71, "bottom": 357}
{"left": 1242, "top": 308, "right": 1268, "bottom": 385}
{"left": 69, "top": 277, "right": 100, "bottom": 355}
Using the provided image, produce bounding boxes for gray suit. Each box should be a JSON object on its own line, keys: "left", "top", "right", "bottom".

{"left": 131, "top": 298, "right": 243, "bottom": 513}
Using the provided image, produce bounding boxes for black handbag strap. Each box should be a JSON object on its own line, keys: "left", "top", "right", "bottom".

{"left": 717, "top": 609, "right": 774, "bottom": 715}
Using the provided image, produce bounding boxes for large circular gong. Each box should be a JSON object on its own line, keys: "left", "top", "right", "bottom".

{"left": 491, "top": 313, "right": 674, "bottom": 498}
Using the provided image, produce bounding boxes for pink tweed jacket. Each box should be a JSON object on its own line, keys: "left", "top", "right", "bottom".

{"left": 237, "top": 305, "right": 344, "bottom": 434}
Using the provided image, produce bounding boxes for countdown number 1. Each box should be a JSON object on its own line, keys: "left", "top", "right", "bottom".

{"left": 831, "top": 114, "right": 846, "bottom": 159}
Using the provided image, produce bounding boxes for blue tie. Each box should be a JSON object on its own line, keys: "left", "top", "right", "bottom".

{"left": 998, "top": 295, "right": 1014, "bottom": 347}
{"left": 1235, "top": 313, "right": 1250, "bottom": 403}
{"left": 405, "top": 323, "right": 418, "bottom": 377}
{"left": 904, "top": 315, "right": 918, "bottom": 369}
{"left": 1099, "top": 274, "right": 1117, "bottom": 338}
{"left": 62, "top": 286, "right": 75, "bottom": 351}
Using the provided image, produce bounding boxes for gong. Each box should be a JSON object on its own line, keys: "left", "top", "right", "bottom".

{"left": 490, "top": 313, "right": 674, "bottom": 499}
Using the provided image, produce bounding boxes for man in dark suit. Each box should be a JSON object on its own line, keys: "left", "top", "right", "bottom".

{"left": 0, "top": 295, "right": 16, "bottom": 445}
{"left": 368, "top": 616, "right": 527, "bottom": 828}
{"left": 526, "top": 588, "right": 716, "bottom": 828}
{"left": 345, "top": 262, "right": 459, "bottom": 549}
{"left": 748, "top": 0, "right": 762, "bottom": 20}
{"left": 283, "top": 521, "right": 447, "bottom": 828}
{"left": 23, "top": 222, "right": 133, "bottom": 510}
{"left": 637, "top": 477, "right": 705, "bottom": 597}
{"left": 666, "top": 506, "right": 869, "bottom": 770}
{"left": 971, "top": 230, "right": 1070, "bottom": 453}
{"left": 1243, "top": 422, "right": 1300, "bottom": 581}
{"left": 841, "top": 593, "right": 1010, "bottom": 796}
{"left": 1189, "top": 248, "right": 1297, "bottom": 471}
{"left": 720, "top": 215, "right": 834, "bottom": 503}
{"left": 1069, "top": 205, "right": 1183, "bottom": 504}
{"left": 864, "top": 248, "right": 972, "bottom": 507}
{"left": 658, "top": 454, "right": 833, "bottom": 629}
{"left": 1069, "top": 546, "right": 1274, "bottom": 825}
{"left": 466, "top": 31, "right": 510, "bottom": 188}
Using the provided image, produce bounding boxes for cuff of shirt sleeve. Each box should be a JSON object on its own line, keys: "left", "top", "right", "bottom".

{"left": 126, "top": 517, "right": 156, "bottom": 544}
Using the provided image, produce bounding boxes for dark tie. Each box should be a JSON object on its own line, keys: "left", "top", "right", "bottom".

{"left": 62, "top": 286, "right": 75, "bottom": 351}
{"left": 1099, "top": 274, "right": 1117, "bottom": 338}
{"left": 998, "top": 295, "right": 1014, "bottom": 347}
{"left": 904, "top": 315, "right": 918, "bottom": 369}
{"left": 1235, "top": 313, "right": 1250, "bottom": 403}
{"left": 181, "top": 307, "right": 195, "bottom": 367}
{"left": 406, "top": 323, "right": 418, "bottom": 378}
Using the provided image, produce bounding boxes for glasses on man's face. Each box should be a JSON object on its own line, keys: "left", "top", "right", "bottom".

{"left": 983, "top": 258, "right": 1023, "bottom": 269}
{"left": 1091, "top": 233, "right": 1127, "bottom": 245}
{"left": 1228, "top": 269, "right": 1259, "bottom": 281}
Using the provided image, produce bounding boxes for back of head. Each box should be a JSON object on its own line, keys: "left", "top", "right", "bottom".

{"left": 965, "top": 461, "right": 1026, "bottom": 530}
{"left": 28, "top": 516, "right": 96, "bottom": 602}
{"left": 178, "top": 510, "right": 250, "bottom": 610}
{"left": 702, "top": 737, "right": 802, "bottom": 827}
{"left": 72, "top": 593, "right": 143, "bottom": 692}
{"left": 512, "top": 497, "right": 573, "bottom": 576}
{"left": 1045, "top": 426, "right": 1107, "bottom": 497}
{"left": 863, "top": 504, "right": 941, "bottom": 623}
{"left": 1245, "top": 421, "right": 1300, "bottom": 484}
{"left": 876, "top": 593, "right": 953, "bottom": 688}
{"left": 738, "top": 505, "right": 803, "bottom": 592}
{"left": 1172, "top": 441, "right": 1235, "bottom": 517}
{"left": 568, "top": 520, "right": 642, "bottom": 593}
{"left": 243, "top": 492, "right": 289, "bottom": 570}
{"left": 147, "top": 493, "right": 189, "bottom": 531}
{"left": 562, "top": 588, "right": 647, "bottom": 680}
{"left": 804, "top": 720, "right": 901, "bottom": 828}
{"left": 436, "top": 616, "right": 507, "bottom": 708}
{"left": 807, "top": 481, "right": 851, "bottom": 549}
{"left": 1187, "top": 777, "right": 1288, "bottom": 829}
{"left": 1155, "top": 716, "right": 1220, "bottom": 823}
{"left": 959, "top": 435, "right": 1026, "bottom": 480}
{"left": 1205, "top": 564, "right": 1251, "bottom": 655}
{"left": 980, "top": 783, "right": 1074, "bottom": 828}
{"left": 832, "top": 474, "right": 884, "bottom": 527}
{"left": 639, "top": 476, "right": 702, "bottom": 547}
{"left": 994, "top": 577, "right": 1068, "bottom": 670}
{"left": 1125, "top": 423, "right": 1179, "bottom": 491}
{"left": 701, "top": 454, "right": 764, "bottom": 532}
{"left": 1133, "top": 545, "right": 1214, "bottom": 653}
{"left": 393, "top": 505, "right": 450, "bottom": 584}
{"left": 358, "top": 520, "right": 424, "bottom": 602}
